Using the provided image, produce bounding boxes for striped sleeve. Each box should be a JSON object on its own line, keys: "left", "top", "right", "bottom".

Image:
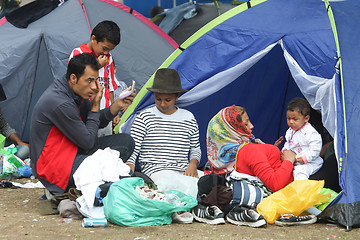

{"left": 108, "top": 56, "right": 119, "bottom": 91}
{"left": 127, "top": 108, "right": 201, "bottom": 175}
{"left": 189, "top": 118, "right": 201, "bottom": 161}
{"left": 127, "top": 112, "right": 147, "bottom": 166}
{"left": 0, "top": 109, "right": 16, "bottom": 138}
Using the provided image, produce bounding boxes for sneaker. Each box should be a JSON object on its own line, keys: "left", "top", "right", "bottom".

{"left": 275, "top": 214, "right": 317, "bottom": 226}
{"left": 226, "top": 205, "right": 267, "bottom": 228}
{"left": 192, "top": 204, "right": 225, "bottom": 225}
{"left": 172, "top": 211, "right": 194, "bottom": 224}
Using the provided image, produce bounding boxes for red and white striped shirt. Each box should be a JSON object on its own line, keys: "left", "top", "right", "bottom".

{"left": 69, "top": 43, "right": 120, "bottom": 109}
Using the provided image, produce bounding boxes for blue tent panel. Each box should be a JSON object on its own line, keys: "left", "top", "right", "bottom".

{"left": 123, "top": 0, "right": 360, "bottom": 228}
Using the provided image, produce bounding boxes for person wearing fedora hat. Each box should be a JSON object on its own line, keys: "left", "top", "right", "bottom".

{"left": 126, "top": 68, "right": 203, "bottom": 223}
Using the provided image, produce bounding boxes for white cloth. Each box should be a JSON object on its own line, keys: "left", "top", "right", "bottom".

{"left": 283, "top": 122, "right": 323, "bottom": 180}
{"left": 11, "top": 181, "right": 45, "bottom": 188}
{"left": 73, "top": 147, "right": 130, "bottom": 209}
{"left": 76, "top": 195, "right": 105, "bottom": 219}
{"left": 229, "top": 170, "right": 262, "bottom": 183}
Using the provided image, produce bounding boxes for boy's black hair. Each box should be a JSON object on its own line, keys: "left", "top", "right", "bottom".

{"left": 287, "top": 97, "right": 311, "bottom": 116}
{"left": 66, "top": 53, "right": 100, "bottom": 81}
{"left": 91, "top": 20, "right": 121, "bottom": 45}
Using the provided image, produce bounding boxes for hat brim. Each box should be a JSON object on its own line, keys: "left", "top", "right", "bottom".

{"left": 147, "top": 87, "right": 188, "bottom": 93}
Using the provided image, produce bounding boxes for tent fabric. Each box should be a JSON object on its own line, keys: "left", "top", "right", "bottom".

{"left": 116, "top": 0, "right": 360, "bottom": 228}
{"left": 321, "top": 0, "right": 360, "bottom": 229}
{"left": 6, "top": 0, "right": 60, "bottom": 28}
{"left": 0, "top": 0, "right": 177, "bottom": 142}
{"left": 153, "top": 2, "right": 237, "bottom": 45}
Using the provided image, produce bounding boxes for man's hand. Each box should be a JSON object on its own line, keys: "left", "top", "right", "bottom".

{"left": 274, "top": 136, "right": 284, "bottom": 147}
{"left": 91, "top": 80, "right": 104, "bottom": 112}
{"left": 97, "top": 54, "right": 108, "bottom": 68}
{"left": 9, "top": 133, "right": 30, "bottom": 149}
{"left": 110, "top": 87, "right": 136, "bottom": 116}
{"left": 184, "top": 159, "right": 199, "bottom": 178}
{"left": 121, "top": 87, "right": 137, "bottom": 108}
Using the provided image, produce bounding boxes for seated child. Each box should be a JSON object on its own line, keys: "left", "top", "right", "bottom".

{"left": 126, "top": 68, "right": 203, "bottom": 224}
{"left": 282, "top": 98, "right": 323, "bottom": 180}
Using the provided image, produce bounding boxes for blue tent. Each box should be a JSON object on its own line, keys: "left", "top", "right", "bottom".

{"left": 116, "top": 0, "right": 360, "bottom": 228}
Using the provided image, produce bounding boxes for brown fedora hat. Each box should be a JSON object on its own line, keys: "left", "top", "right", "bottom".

{"left": 147, "top": 68, "right": 188, "bottom": 93}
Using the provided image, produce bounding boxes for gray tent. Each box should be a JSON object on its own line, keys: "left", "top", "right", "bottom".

{"left": 0, "top": 0, "right": 177, "bottom": 142}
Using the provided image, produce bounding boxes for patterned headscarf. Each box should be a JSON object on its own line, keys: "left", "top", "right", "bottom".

{"left": 206, "top": 105, "right": 254, "bottom": 175}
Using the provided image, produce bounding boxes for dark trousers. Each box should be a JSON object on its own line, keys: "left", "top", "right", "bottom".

{"left": 66, "top": 133, "right": 135, "bottom": 191}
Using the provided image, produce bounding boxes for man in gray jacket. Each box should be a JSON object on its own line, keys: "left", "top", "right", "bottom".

{"left": 30, "top": 53, "right": 135, "bottom": 195}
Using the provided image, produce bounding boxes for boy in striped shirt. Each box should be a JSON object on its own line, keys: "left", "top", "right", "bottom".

{"left": 127, "top": 68, "right": 202, "bottom": 223}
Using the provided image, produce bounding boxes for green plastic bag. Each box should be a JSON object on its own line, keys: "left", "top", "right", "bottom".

{"left": 315, "top": 188, "right": 339, "bottom": 211}
{"left": 103, "top": 177, "right": 198, "bottom": 226}
{"left": 0, "top": 134, "right": 5, "bottom": 149}
{"left": 0, "top": 148, "right": 25, "bottom": 176}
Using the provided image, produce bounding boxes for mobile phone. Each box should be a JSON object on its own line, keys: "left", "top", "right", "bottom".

{"left": 130, "top": 80, "right": 135, "bottom": 94}
{"left": 118, "top": 80, "right": 135, "bottom": 99}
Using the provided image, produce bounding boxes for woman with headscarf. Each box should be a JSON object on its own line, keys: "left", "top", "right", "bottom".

{"left": 195, "top": 105, "right": 298, "bottom": 227}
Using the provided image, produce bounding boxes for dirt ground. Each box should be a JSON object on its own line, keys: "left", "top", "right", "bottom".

{"left": 1, "top": 178, "right": 359, "bottom": 240}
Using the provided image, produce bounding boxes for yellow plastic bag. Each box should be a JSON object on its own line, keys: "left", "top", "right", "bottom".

{"left": 256, "top": 180, "right": 330, "bottom": 224}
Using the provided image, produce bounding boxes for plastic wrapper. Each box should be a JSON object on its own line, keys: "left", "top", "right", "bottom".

{"left": 0, "top": 148, "right": 25, "bottom": 177}
{"left": 315, "top": 188, "right": 339, "bottom": 211}
{"left": 256, "top": 180, "right": 330, "bottom": 224}
{"left": 103, "top": 177, "right": 198, "bottom": 226}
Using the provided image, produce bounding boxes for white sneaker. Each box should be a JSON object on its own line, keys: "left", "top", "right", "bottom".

{"left": 275, "top": 214, "right": 317, "bottom": 226}
{"left": 192, "top": 204, "right": 225, "bottom": 225}
{"left": 226, "top": 205, "right": 267, "bottom": 228}
{"left": 172, "top": 211, "right": 194, "bottom": 224}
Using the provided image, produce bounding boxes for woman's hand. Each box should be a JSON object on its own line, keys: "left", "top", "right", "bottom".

{"left": 281, "top": 149, "right": 296, "bottom": 164}
{"left": 274, "top": 136, "right": 284, "bottom": 147}
{"left": 184, "top": 159, "right": 199, "bottom": 178}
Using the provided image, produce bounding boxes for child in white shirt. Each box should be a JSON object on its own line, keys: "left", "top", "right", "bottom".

{"left": 282, "top": 98, "right": 323, "bottom": 180}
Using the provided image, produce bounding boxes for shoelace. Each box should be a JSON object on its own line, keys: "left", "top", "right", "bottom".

{"left": 279, "top": 214, "right": 312, "bottom": 221}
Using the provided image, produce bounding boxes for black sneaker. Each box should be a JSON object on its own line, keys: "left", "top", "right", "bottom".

{"left": 275, "top": 214, "right": 317, "bottom": 226}
{"left": 226, "top": 205, "right": 267, "bottom": 228}
{"left": 192, "top": 204, "right": 225, "bottom": 225}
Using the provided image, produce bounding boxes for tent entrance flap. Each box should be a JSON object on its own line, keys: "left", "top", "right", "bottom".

{"left": 178, "top": 42, "right": 278, "bottom": 107}
{"left": 182, "top": 43, "right": 303, "bottom": 166}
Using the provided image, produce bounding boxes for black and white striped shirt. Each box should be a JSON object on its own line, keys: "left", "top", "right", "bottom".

{"left": 127, "top": 106, "right": 201, "bottom": 176}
